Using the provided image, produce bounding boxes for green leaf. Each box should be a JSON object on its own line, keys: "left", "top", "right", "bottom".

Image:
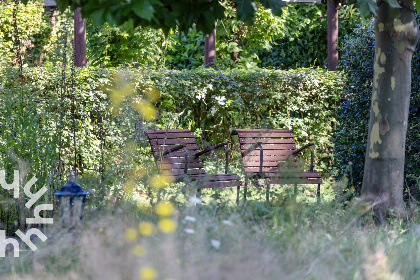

{"left": 133, "top": 0, "right": 155, "bottom": 21}
{"left": 415, "top": 0, "right": 420, "bottom": 11}
{"left": 357, "top": 0, "right": 377, "bottom": 17}
{"left": 237, "top": 0, "right": 258, "bottom": 25}
{"left": 259, "top": 0, "right": 287, "bottom": 16}
{"left": 383, "top": 0, "right": 401, "bottom": 8}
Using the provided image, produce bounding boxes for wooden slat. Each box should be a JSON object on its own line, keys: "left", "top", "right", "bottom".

{"left": 237, "top": 132, "right": 294, "bottom": 138}
{"left": 151, "top": 144, "right": 198, "bottom": 152}
{"left": 157, "top": 157, "right": 202, "bottom": 164}
{"left": 243, "top": 161, "right": 297, "bottom": 167}
{"left": 233, "top": 129, "right": 292, "bottom": 134}
{"left": 243, "top": 150, "right": 295, "bottom": 157}
{"left": 158, "top": 162, "right": 204, "bottom": 170}
{"left": 245, "top": 168, "right": 315, "bottom": 174}
{"left": 195, "top": 174, "right": 241, "bottom": 182}
{"left": 145, "top": 129, "right": 191, "bottom": 134}
{"left": 239, "top": 138, "right": 295, "bottom": 144}
{"left": 269, "top": 178, "right": 322, "bottom": 184}
{"left": 147, "top": 132, "right": 194, "bottom": 139}
{"left": 150, "top": 138, "right": 197, "bottom": 145}
{"left": 170, "top": 169, "right": 206, "bottom": 176}
{"left": 243, "top": 154, "right": 296, "bottom": 162}
{"left": 158, "top": 151, "right": 201, "bottom": 157}
{"left": 199, "top": 181, "right": 242, "bottom": 188}
{"left": 246, "top": 171, "right": 321, "bottom": 177}
{"left": 240, "top": 144, "right": 296, "bottom": 150}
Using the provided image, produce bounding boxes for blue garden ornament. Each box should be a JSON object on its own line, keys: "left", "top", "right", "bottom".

{"left": 54, "top": 170, "right": 89, "bottom": 227}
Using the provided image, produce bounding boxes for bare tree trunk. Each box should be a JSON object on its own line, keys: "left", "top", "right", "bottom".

{"left": 362, "top": 0, "right": 419, "bottom": 215}
{"left": 205, "top": 22, "right": 217, "bottom": 66}
{"left": 327, "top": 0, "right": 339, "bottom": 71}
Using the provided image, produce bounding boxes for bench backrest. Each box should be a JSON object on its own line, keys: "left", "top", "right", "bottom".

{"left": 231, "top": 129, "right": 299, "bottom": 178}
{"left": 145, "top": 129, "right": 205, "bottom": 180}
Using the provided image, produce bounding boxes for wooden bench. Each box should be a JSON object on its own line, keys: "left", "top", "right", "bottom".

{"left": 231, "top": 129, "right": 322, "bottom": 203}
{"left": 145, "top": 129, "right": 242, "bottom": 197}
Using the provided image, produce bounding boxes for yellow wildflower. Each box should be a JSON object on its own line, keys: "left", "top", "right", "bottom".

{"left": 155, "top": 202, "right": 174, "bottom": 217}
{"left": 139, "top": 267, "right": 157, "bottom": 280}
{"left": 158, "top": 218, "right": 177, "bottom": 234}
{"left": 125, "top": 228, "right": 138, "bottom": 242}
{"left": 131, "top": 99, "right": 157, "bottom": 121}
{"left": 138, "top": 222, "right": 155, "bottom": 236}
{"left": 149, "top": 174, "right": 174, "bottom": 189}
{"left": 132, "top": 245, "right": 146, "bottom": 257}
{"left": 123, "top": 180, "right": 136, "bottom": 194}
{"left": 146, "top": 87, "right": 160, "bottom": 102}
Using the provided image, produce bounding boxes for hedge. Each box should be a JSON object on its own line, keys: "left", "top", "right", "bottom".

{"left": 1, "top": 67, "right": 342, "bottom": 195}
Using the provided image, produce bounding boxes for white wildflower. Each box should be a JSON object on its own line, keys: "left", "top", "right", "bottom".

{"left": 222, "top": 220, "right": 233, "bottom": 226}
{"left": 184, "top": 228, "right": 195, "bottom": 234}
{"left": 214, "top": 96, "right": 226, "bottom": 106}
{"left": 211, "top": 239, "right": 220, "bottom": 249}
{"left": 184, "top": 216, "right": 196, "bottom": 222}
{"left": 189, "top": 197, "right": 202, "bottom": 204}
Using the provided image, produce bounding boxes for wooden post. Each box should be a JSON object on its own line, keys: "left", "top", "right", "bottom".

{"left": 205, "top": 22, "right": 217, "bottom": 66}
{"left": 327, "top": 0, "right": 339, "bottom": 71}
{"left": 74, "top": 7, "right": 86, "bottom": 67}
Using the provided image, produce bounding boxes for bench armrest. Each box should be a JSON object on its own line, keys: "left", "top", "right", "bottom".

{"left": 291, "top": 143, "right": 315, "bottom": 172}
{"left": 292, "top": 142, "right": 314, "bottom": 155}
{"left": 162, "top": 144, "right": 186, "bottom": 156}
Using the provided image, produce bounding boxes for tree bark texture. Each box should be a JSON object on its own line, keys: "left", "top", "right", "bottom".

{"left": 362, "top": 0, "right": 419, "bottom": 213}
{"left": 327, "top": 0, "right": 339, "bottom": 71}
{"left": 74, "top": 7, "right": 86, "bottom": 67}
{"left": 205, "top": 22, "right": 217, "bottom": 66}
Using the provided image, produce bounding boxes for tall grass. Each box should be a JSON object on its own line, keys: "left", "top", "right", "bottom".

{"left": 1, "top": 189, "right": 420, "bottom": 280}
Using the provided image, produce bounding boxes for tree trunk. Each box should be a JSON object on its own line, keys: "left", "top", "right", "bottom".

{"left": 362, "top": 0, "right": 419, "bottom": 215}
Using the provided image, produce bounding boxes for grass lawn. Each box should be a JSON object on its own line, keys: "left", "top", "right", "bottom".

{"left": 1, "top": 181, "right": 419, "bottom": 280}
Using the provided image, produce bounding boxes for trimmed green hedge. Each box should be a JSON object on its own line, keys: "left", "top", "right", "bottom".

{"left": 1, "top": 66, "right": 344, "bottom": 187}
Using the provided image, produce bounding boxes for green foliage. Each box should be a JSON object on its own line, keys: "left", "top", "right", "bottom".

{"left": 258, "top": 3, "right": 363, "bottom": 69}
{"left": 86, "top": 21, "right": 168, "bottom": 67}
{"left": 333, "top": 17, "right": 420, "bottom": 197}
{"left": 149, "top": 67, "right": 343, "bottom": 173}
{"left": 44, "top": 0, "right": 285, "bottom": 35}
{"left": 0, "top": 0, "right": 54, "bottom": 67}
{"left": 215, "top": 1, "right": 286, "bottom": 69}
{"left": 164, "top": 26, "right": 206, "bottom": 69}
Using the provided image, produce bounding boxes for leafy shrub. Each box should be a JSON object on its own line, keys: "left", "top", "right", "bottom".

{"left": 333, "top": 17, "right": 420, "bottom": 198}
{"left": 0, "top": 0, "right": 55, "bottom": 67}
{"left": 258, "top": 3, "right": 363, "bottom": 69}
{"left": 86, "top": 22, "right": 168, "bottom": 68}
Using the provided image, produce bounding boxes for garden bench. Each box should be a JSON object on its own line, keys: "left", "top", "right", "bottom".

{"left": 145, "top": 129, "right": 242, "bottom": 198}
{"left": 231, "top": 129, "right": 322, "bottom": 203}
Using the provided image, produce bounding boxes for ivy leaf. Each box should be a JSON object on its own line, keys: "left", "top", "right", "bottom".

{"left": 357, "top": 0, "right": 377, "bottom": 17}
{"left": 383, "top": 0, "right": 402, "bottom": 8}
{"left": 133, "top": 0, "right": 155, "bottom": 21}
{"left": 237, "top": 0, "right": 258, "bottom": 25}
{"left": 259, "top": 0, "right": 287, "bottom": 16}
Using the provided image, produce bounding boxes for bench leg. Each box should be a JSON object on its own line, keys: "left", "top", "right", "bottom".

{"left": 197, "top": 188, "right": 201, "bottom": 199}
{"left": 244, "top": 178, "right": 248, "bottom": 201}
{"left": 317, "top": 183, "right": 321, "bottom": 205}
{"left": 236, "top": 186, "right": 240, "bottom": 204}
{"left": 293, "top": 184, "right": 298, "bottom": 203}
{"left": 266, "top": 184, "right": 270, "bottom": 202}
